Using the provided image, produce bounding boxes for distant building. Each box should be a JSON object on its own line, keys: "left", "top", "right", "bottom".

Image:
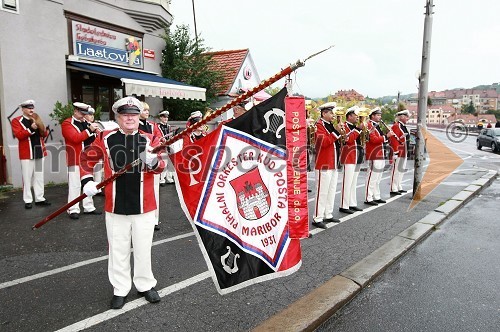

{"left": 203, "top": 49, "right": 266, "bottom": 120}
{"left": 333, "top": 89, "right": 365, "bottom": 102}
{"left": 445, "top": 114, "right": 497, "bottom": 128}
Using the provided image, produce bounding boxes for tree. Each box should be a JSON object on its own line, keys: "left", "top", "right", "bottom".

{"left": 461, "top": 101, "right": 476, "bottom": 115}
{"left": 265, "top": 86, "right": 282, "bottom": 96}
{"left": 160, "top": 25, "right": 223, "bottom": 120}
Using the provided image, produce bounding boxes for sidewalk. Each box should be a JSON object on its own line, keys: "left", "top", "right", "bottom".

{"left": 254, "top": 168, "right": 497, "bottom": 331}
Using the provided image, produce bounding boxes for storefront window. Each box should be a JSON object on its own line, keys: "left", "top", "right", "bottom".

{"left": 82, "top": 85, "right": 95, "bottom": 106}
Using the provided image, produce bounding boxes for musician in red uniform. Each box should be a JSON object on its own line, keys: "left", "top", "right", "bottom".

{"left": 339, "top": 106, "right": 364, "bottom": 214}
{"left": 11, "top": 99, "right": 50, "bottom": 209}
{"left": 313, "top": 102, "right": 342, "bottom": 229}
{"left": 157, "top": 110, "right": 175, "bottom": 186}
{"left": 364, "top": 107, "right": 395, "bottom": 205}
{"left": 183, "top": 111, "right": 206, "bottom": 145}
{"left": 80, "top": 96, "right": 166, "bottom": 309}
{"left": 389, "top": 109, "right": 411, "bottom": 195}
{"left": 61, "top": 102, "right": 100, "bottom": 219}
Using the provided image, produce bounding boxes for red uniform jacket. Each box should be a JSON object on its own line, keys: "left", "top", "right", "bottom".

{"left": 390, "top": 121, "right": 409, "bottom": 157}
{"left": 365, "top": 120, "right": 387, "bottom": 160}
{"left": 139, "top": 119, "right": 162, "bottom": 138}
{"left": 11, "top": 115, "right": 48, "bottom": 160}
{"left": 314, "top": 118, "right": 341, "bottom": 170}
{"left": 340, "top": 122, "right": 363, "bottom": 165}
{"left": 62, "top": 117, "right": 92, "bottom": 166}
{"left": 80, "top": 129, "right": 166, "bottom": 215}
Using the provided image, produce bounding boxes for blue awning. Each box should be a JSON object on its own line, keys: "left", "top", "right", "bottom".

{"left": 67, "top": 61, "right": 206, "bottom": 101}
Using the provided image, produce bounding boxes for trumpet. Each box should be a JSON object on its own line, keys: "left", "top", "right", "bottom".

{"left": 357, "top": 107, "right": 370, "bottom": 146}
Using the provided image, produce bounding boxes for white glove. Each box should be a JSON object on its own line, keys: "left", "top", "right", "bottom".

{"left": 83, "top": 181, "right": 99, "bottom": 197}
{"left": 140, "top": 146, "right": 158, "bottom": 167}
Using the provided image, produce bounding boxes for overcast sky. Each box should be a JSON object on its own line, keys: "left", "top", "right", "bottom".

{"left": 170, "top": 0, "right": 499, "bottom": 99}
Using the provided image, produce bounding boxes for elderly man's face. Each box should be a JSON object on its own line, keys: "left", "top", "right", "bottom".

{"left": 21, "top": 106, "right": 34, "bottom": 117}
{"left": 117, "top": 113, "right": 140, "bottom": 134}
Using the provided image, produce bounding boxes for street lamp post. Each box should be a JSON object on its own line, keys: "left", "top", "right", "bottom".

{"left": 192, "top": 0, "right": 198, "bottom": 43}
{"left": 413, "top": 0, "right": 434, "bottom": 200}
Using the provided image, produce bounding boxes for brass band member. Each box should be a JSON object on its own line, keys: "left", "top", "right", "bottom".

{"left": 364, "top": 107, "right": 395, "bottom": 205}
{"left": 389, "top": 109, "right": 411, "bottom": 195}
{"left": 11, "top": 99, "right": 50, "bottom": 209}
{"left": 339, "top": 106, "right": 364, "bottom": 214}
{"left": 313, "top": 102, "right": 342, "bottom": 229}
{"left": 157, "top": 110, "right": 175, "bottom": 186}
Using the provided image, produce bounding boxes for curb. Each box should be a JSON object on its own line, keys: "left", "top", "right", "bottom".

{"left": 253, "top": 169, "right": 497, "bottom": 332}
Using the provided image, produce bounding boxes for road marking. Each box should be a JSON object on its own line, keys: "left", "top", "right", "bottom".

{"left": 55, "top": 271, "right": 211, "bottom": 332}
{"left": 0, "top": 232, "right": 195, "bottom": 290}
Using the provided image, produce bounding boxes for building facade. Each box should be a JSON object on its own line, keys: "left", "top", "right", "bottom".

{"left": 0, "top": 0, "right": 205, "bottom": 186}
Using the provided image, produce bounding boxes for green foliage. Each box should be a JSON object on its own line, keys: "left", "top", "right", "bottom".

{"left": 50, "top": 101, "right": 74, "bottom": 125}
{"left": 160, "top": 25, "right": 224, "bottom": 120}
{"left": 265, "top": 86, "right": 282, "bottom": 96}
{"left": 381, "top": 105, "right": 398, "bottom": 124}
{"left": 50, "top": 101, "right": 102, "bottom": 125}
{"left": 461, "top": 101, "right": 476, "bottom": 114}
{"left": 486, "top": 109, "right": 500, "bottom": 120}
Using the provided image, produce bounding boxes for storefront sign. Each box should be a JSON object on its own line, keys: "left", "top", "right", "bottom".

{"left": 143, "top": 49, "right": 155, "bottom": 59}
{"left": 71, "top": 21, "right": 143, "bottom": 69}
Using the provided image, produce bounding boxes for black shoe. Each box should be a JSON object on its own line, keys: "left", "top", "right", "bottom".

{"left": 364, "top": 201, "right": 378, "bottom": 206}
{"left": 25, "top": 203, "right": 33, "bottom": 209}
{"left": 349, "top": 206, "right": 363, "bottom": 212}
{"left": 374, "top": 199, "right": 387, "bottom": 204}
{"left": 399, "top": 190, "right": 408, "bottom": 193}
{"left": 35, "top": 200, "right": 51, "bottom": 206}
{"left": 312, "top": 221, "right": 327, "bottom": 229}
{"left": 139, "top": 288, "right": 161, "bottom": 303}
{"left": 83, "top": 210, "right": 102, "bottom": 215}
{"left": 154, "top": 224, "right": 160, "bottom": 231}
{"left": 324, "top": 218, "right": 341, "bottom": 223}
{"left": 69, "top": 213, "right": 79, "bottom": 220}
{"left": 160, "top": 183, "right": 167, "bottom": 187}
{"left": 390, "top": 191, "right": 402, "bottom": 196}
{"left": 110, "top": 295, "right": 127, "bottom": 309}
{"left": 339, "top": 208, "right": 355, "bottom": 214}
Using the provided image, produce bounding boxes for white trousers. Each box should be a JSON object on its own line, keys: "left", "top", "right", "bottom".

{"left": 314, "top": 169, "right": 338, "bottom": 223}
{"left": 106, "top": 210, "right": 157, "bottom": 296}
{"left": 159, "top": 157, "right": 174, "bottom": 184}
{"left": 365, "top": 159, "right": 385, "bottom": 201}
{"left": 94, "top": 161, "right": 103, "bottom": 193}
{"left": 341, "top": 164, "right": 360, "bottom": 209}
{"left": 20, "top": 158, "right": 45, "bottom": 203}
{"left": 154, "top": 174, "right": 159, "bottom": 225}
{"left": 67, "top": 165, "right": 95, "bottom": 214}
{"left": 390, "top": 157, "right": 407, "bottom": 192}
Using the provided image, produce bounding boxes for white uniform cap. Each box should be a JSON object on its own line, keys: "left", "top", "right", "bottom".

{"left": 396, "top": 109, "right": 410, "bottom": 117}
{"left": 112, "top": 97, "right": 143, "bottom": 114}
{"left": 188, "top": 110, "right": 203, "bottom": 120}
{"left": 87, "top": 107, "right": 95, "bottom": 115}
{"left": 158, "top": 110, "right": 169, "bottom": 117}
{"left": 346, "top": 105, "right": 360, "bottom": 115}
{"left": 369, "top": 107, "right": 382, "bottom": 116}
{"left": 318, "top": 102, "right": 337, "bottom": 111}
{"left": 20, "top": 99, "right": 35, "bottom": 108}
{"left": 73, "top": 102, "right": 91, "bottom": 114}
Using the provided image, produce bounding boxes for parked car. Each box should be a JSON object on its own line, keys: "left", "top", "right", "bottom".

{"left": 476, "top": 128, "right": 500, "bottom": 152}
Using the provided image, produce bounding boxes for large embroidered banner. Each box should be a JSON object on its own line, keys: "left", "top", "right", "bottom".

{"left": 170, "top": 88, "right": 308, "bottom": 294}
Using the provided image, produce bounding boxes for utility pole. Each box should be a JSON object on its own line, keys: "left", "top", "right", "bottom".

{"left": 192, "top": 0, "right": 198, "bottom": 44}
{"left": 413, "top": 0, "right": 434, "bottom": 199}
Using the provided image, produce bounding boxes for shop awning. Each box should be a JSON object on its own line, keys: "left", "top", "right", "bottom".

{"left": 67, "top": 61, "right": 206, "bottom": 101}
